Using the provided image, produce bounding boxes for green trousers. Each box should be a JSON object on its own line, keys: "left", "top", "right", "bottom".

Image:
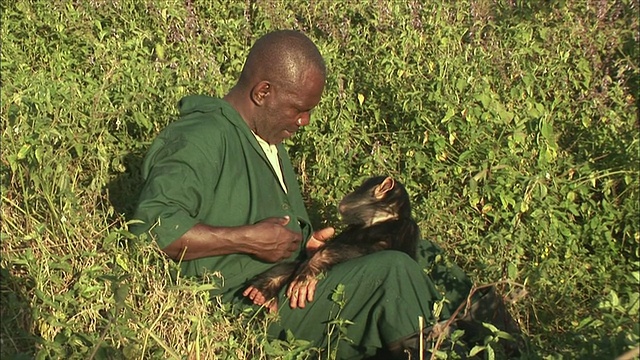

{"left": 254, "top": 241, "right": 473, "bottom": 359}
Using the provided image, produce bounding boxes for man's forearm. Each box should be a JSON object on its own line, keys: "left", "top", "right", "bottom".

{"left": 160, "top": 217, "right": 303, "bottom": 263}
{"left": 162, "top": 223, "right": 255, "bottom": 261}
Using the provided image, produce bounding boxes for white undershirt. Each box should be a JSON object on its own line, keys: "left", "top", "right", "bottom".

{"left": 253, "top": 132, "right": 288, "bottom": 193}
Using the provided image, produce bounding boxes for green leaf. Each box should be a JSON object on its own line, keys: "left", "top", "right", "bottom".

{"left": 538, "top": 182, "right": 548, "bottom": 198}
{"left": 610, "top": 290, "right": 619, "bottom": 307}
{"left": 496, "top": 102, "right": 514, "bottom": 123}
{"left": 115, "top": 254, "right": 129, "bottom": 272}
{"left": 627, "top": 292, "right": 639, "bottom": 316}
{"left": 35, "top": 146, "right": 44, "bottom": 164}
{"left": 540, "top": 119, "right": 554, "bottom": 142}
{"left": 17, "top": 144, "right": 31, "bottom": 160}
{"left": 79, "top": 286, "right": 103, "bottom": 298}
{"left": 469, "top": 345, "right": 486, "bottom": 357}
{"left": 495, "top": 330, "right": 515, "bottom": 341}
{"left": 331, "top": 283, "right": 346, "bottom": 303}
{"left": 194, "top": 283, "right": 218, "bottom": 292}
{"left": 155, "top": 43, "right": 165, "bottom": 60}
{"left": 73, "top": 143, "right": 84, "bottom": 157}
{"left": 482, "top": 322, "right": 499, "bottom": 333}
{"left": 476, "top": 92, "right": 492, "bottom": 109}
{"left": 114, "top": 283, "right": 129, "bottom": 310}
{"left": 507, "top": 262, "right": 518, "bottom": 280}
{"left": 487, "top": 343, "right": 495, "bottom": 360}
{"left": 441, "top": 107, "right": 455, "bottom": 123}
{"left": 456, "top": 77, "right": 467, "bottom": 92}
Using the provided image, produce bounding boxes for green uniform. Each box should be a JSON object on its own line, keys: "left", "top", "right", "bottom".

{"left": 132, "top": 95, "right": 472, "bottom": 359}
{"left": 132, "top": 95, "right": 311, "bottom": 290}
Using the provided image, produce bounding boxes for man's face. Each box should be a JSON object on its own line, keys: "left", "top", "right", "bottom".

{"left": 255, "top": 68, "right": 325, "bottom": 145}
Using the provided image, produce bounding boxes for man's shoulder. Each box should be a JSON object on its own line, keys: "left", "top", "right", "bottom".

{"left": 178, "top": 95, "right": 226, "bottom": 116}
{"left": 162, "top": 95, "right": 242, "bottom": 139}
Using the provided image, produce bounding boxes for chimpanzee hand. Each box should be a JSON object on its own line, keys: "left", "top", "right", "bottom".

{"left": 286, "top": 274, "right": 319, "bottom": 309}
{"left": 283, "top": 227, "right": 334, "bottom": 309}
{"left": 305, "top": 226, "right": 335, "bottom": 255}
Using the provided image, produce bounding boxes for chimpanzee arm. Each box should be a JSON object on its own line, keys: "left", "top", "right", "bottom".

{"left": 285, "top": 241, "right": 387, "bottom": 309}
{"left": 293, "top": 241, "right": 386, "bottom": 283}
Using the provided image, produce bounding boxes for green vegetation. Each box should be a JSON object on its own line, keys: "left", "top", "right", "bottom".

{"left": 2, "top": 1, "right": 638, "bottom": 359}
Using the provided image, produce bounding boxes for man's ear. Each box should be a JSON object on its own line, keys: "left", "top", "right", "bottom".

{"left": 251, "top": 81, "right": 271, "bottom": 106}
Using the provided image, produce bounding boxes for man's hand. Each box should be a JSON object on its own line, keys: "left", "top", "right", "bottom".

{"left": 249, "top": 216, "right": 303, "bottom": 263}
{"left": 305, "top": 226, "right": 335, "bottom": 255}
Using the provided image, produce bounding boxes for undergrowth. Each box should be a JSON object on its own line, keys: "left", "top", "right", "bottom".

{"left": 1, "top": 0, "right": 638, "bottom": 359}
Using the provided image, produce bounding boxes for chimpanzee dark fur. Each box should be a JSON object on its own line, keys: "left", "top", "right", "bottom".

{"left": 246, "top": 176, "right": 419, "bottom": 302}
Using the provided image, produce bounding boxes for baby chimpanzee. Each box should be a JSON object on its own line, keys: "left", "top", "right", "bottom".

{"left": 243, "top": 176, "right": 419, "bottom": 310}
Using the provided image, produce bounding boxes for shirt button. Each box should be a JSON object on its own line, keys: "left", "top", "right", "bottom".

{"left": 282, "top": 203, "right": 290, "bottom": 210}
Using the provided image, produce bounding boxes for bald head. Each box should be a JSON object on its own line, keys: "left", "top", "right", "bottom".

{"left": 238, "top": 30, "right": 326, "bottom": 89}
{"left": 224, "top": 30, "right": 326, "bottom": 144}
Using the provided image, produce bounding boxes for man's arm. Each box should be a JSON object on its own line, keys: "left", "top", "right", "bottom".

{"left": 134, "top": 127, "right": 307, "bottom": 263}
{"left": 162, "top": 216, "right": 303, "bottom": 263}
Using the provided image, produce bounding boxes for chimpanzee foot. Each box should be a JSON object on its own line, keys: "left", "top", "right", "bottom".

{"left": 243, "top": 286, "right": 278, "bottom": 312}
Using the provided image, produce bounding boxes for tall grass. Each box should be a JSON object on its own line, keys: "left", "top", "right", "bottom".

{"left": 2, "top": 1, "right": 638, "bottom": 359}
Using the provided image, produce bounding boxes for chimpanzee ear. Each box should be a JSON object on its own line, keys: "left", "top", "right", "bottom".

{"left": 374, "top": 177, "right": 395, "bottom": 199}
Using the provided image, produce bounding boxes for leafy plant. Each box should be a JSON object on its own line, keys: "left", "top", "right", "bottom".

{"left": 1, "top": 0, "right": 638, "bottom": 359}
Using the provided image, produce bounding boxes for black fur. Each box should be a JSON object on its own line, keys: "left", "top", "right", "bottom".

{"left": 246, "top": 176, "right": 420, "bottom": 301}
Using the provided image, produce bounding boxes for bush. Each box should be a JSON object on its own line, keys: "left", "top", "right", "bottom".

{"left": 2, "top": 1, "right": 638, "bottom": 358}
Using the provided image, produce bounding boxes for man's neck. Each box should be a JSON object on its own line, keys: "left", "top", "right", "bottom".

{"left": 223, "top": 88, "right": 256, "bottom": 132}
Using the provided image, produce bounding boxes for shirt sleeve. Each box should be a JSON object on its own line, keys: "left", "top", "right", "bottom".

{"left": 131, "top": 132, "right": 219, "bottom": 249}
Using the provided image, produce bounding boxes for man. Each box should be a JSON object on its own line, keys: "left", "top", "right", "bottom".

{"left": 132, "top": 30, "right": 470, "bottom": 359}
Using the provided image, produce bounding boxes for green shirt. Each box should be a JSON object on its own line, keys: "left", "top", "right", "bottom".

{"left": 132, "top": 95, "right": 312, "bottom": 293}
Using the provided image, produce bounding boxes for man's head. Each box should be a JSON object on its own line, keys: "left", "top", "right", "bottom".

{"left": 226, "top": 30, "right": 326, "bottom": 145}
